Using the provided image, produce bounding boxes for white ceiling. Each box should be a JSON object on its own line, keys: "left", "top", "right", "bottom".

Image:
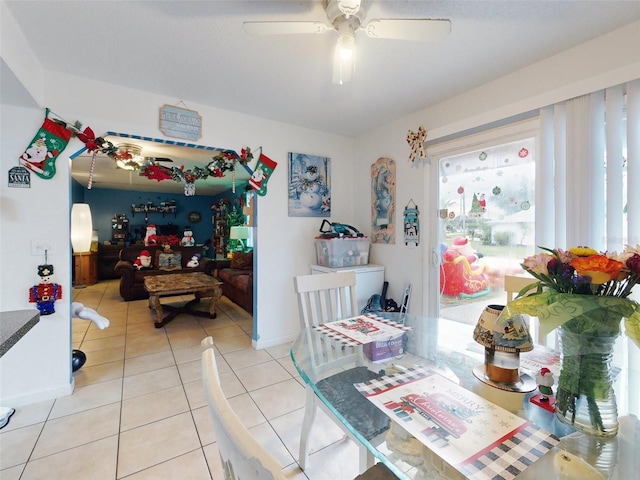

{"left": 5, "top": 0, "right": 640, "bottom": 193}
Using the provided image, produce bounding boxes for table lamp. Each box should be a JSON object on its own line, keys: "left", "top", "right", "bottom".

{"left": 472, "top": 304, "right": 536, "bottom": 393}
{"left": 229, "top": 225, "right": 249, "bottom": 253}
{"left": 71, "top": 203, "right": 93, "bottom": 288}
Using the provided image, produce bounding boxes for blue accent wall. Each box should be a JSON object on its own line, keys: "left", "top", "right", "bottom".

{"left": 79, "top": 186, "right": 243, "bottom": 245}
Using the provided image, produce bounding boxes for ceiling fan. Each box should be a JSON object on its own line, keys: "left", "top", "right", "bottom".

{"left": 114, "top": 143, "right": 174, "bottom": 171}
{"left": 243, "top": 0, "right": 451, "bottom": 84}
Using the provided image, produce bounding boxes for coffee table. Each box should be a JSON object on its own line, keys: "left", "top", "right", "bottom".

{"left": 143, "top": 272, "right": 223, "bottom": 328}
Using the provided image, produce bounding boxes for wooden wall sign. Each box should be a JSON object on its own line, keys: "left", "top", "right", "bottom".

{"left": 159, "top": 104, "right": 202, "bottom": 141}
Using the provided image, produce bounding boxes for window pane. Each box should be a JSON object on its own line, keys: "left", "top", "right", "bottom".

{"left": 439, "top": 138, "right": 536, "bottom": 323}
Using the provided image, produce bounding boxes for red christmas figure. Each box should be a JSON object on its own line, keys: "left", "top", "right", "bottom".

{"left": 29, "top": 264, "right": 62, "bottom": 315}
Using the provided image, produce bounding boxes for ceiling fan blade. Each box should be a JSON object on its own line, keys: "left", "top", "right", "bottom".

{"left": 147, "top": 157, "right": 173, "bottom": 163}
{"left": 243, "top": 21, "right": 331, "bottom": 36}
{"left": 364, "top": 19, "right": 451, "bottom": 42}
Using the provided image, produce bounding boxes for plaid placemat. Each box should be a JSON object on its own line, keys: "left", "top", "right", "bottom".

{"left": 355, "top": 366, "right": 559, "bottom": 480}
{"left": 312, "top": 313, "right": 411, "bottom": 348}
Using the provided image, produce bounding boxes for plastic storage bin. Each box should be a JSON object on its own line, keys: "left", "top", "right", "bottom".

{"left": 315, "top": 237, "right": 370, "bottom": 267}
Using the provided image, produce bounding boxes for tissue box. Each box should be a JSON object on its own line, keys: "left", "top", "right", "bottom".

{"left": 364, "top": 333, "right": 407, "bottom": 362}
{"left": 315, "top": 237, "right": 370, "bottom": 268}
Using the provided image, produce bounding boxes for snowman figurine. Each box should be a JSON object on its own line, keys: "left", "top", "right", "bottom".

{"left": 182, "top": 227, "right": 195, "bottom": 246}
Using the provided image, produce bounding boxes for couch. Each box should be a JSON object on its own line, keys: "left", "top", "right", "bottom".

{"left": 216, "top": 251, "right": 253, "bottom": 314}
{"left": 115, "top": 245, "right": 214, "bottom": 301}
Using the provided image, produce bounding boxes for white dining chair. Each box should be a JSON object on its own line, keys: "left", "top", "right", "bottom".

{"left": 293, "top": 272, "right": 389, "bottom": 474}
{"left": 201, "top": 337, "right": 288, "bottom": 480}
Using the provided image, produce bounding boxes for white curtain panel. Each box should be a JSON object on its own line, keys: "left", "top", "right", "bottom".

{"left": 541, "top": 80, "right": 639, "bottom": 251}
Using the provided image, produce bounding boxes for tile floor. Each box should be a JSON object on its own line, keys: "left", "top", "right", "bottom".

{"left": 0, "top": 279, "right": 363, "bottom": 480}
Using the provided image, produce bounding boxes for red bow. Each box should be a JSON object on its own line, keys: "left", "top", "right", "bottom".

{"left": 77, "top": 127, "right": 99, "bottom": 152}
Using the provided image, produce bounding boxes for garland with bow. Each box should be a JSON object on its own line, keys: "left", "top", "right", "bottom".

{"left": 48, "top": 111, "right": 259, "bottom": 194}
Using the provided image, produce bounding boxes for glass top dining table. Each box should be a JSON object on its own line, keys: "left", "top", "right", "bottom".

{"left": 290, "top": 313, "right": 639, "bottom": 480}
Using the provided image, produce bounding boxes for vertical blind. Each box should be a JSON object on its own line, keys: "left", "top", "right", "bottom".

{"left": 539, "top": 80, "right": 640, "bottom": 251}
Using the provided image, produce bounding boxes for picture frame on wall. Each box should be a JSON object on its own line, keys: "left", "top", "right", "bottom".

{"left": 371, "top": 157, "right": 396, "bottom": 244}
{"left": 288, "top": 152, "right": 331, "bottom": 217}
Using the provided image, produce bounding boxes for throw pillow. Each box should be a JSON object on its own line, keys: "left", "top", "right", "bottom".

{"left": 230, "top": 251, "right": 252, "bottom": 270}
{"left": 157, "top": 252, "right": 182, "bottom": 271}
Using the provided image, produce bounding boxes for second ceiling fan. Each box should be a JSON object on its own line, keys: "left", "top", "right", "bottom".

{"left": 243, "top": 0, "right": 451, "bottom": 85}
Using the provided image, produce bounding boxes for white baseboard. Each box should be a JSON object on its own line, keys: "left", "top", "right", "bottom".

{"left": 0, "top": 379, "right": 74, "bottom": 407}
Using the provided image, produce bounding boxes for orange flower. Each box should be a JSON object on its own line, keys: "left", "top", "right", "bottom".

{"left": 570, "top": 255, "right": 624, "bottom": 284}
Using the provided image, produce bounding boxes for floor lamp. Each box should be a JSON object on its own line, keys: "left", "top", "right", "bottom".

{"left": 71, "top": 203, "right": 93, "bottom": 288}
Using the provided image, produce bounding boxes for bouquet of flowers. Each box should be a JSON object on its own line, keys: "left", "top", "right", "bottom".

{"left": 502, "top": 245, "right": 640, "bottom": 436}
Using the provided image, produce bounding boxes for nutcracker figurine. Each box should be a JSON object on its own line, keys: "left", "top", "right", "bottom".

{"left": 29, "top": 264, "right": 62, "bottom": 315}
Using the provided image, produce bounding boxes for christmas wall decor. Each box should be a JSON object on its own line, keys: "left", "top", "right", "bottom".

{"left": 288, "top": 152, "right": 330, "bottom": 217}
{"left": 371, "top": 157, "right": 396, "bottom": 244}
{"left": 29, "top": 264, "right": 62, "bottom": 315}
{"left": 18, "top": 109, "right": 73, "bottom": 179}
{"left": 403, "top": 200, "right": 420, "bottom": 247}
{"left": 406, "top": 125, "right": 427, "bottom": 164}
{"left": 249, "top": 153, "right": 277, "bottom": 196}
{"left": 8, "top": 166, "right": 31, "bottom": 188}
{"left": 138, "top": 146, "right": 267, "bottom": 196}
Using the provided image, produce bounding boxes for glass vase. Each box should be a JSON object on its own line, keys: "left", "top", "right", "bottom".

{"left": 555, "top": 315, "right": 620, "bottom": 437}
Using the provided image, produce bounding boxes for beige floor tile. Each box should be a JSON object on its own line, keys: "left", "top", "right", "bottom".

{"left": 202, "top": 323, "right": 245, "bottom": 339}
{"left": 79, "top": 334, "right": 126, "bottom": 353}
{"left": 0, "top": 464, "right": 24, "bottom": 480}
{"left": 223, "top": 347, "right": 272, "bottom": 370}
{"left": 124, "top": 350, "right": 176, "bottom": 377}
{"left": 202, "top": 443, "right": 225, "bottom": 479}
{"left": 49, "top": 378, "right": 123, "bottom": 419}
{"left": 0, "top": 423, "right": 43, "bottom": 469}
{"left": 214, "top": 334, "right": 252, "bottom": 354}
{"left": 122, "top": 365, "right": 181, "bottom": 400}
{"left": 73, "top": 360, "right": 124, "bottom": 388}
{"left": 125, "top": 337, "right": 171, "bottom": 359}
{"left": 116, "top": 412, "right": 201, "bottom": 478}
{"left": 31, "top": 403, "right": 120, "bottom": 459}
{"left": 190, "top": 405, "right": 216, "bottom": 446}
{"left": 83, "top": 324, "right": 127, "bottom": 340}
{"left": 219, "top": 370, "right": 248, "bottom": 398}
{"left": 0, "top": 399, "right": 53, "bottom": 432}
{"left": 183, "top": 380, "right": 208, "bottom": 410}
{"left": 249, "top": 378, "right": 306, "bottom": 420}
{"left": 234, "top": 360, "right": 292, "bottom": 392}
{"left": 122, "top": 448, "right": 212, "bottom": 480}
{"left": 120, "top": 385, "right": 189, "bottom": 432}
{"left": 166, "top": 329, "right": 208, "bottom": 349}
{"left": 228, "top": 393, "right": 269, "bottom": 429}
{"left": 304, "top": 438, "right": 361, "bottom": 480}
{"left": 249, "top": 421, "right": 296, "bottom": 468}
{"left": 21, "top": 435, "right": 118, "bottom": 480}
{"left": 82, "top": 345, "right": 126, "bottom": 368}
{"left": 177, "top": 359, "right": 201, "bottom": 384}
{"left": 268, "top": 408, "right": 306, "bottom": 461}
{"left": 199, "top": 315, "right": 236, "bottom": 330}
{"left": 171, "top": 344, "right": 204, "bottom": 364}
{"left": 266, "top": 342, "right": 293, "bottom": 360}
{"left": 278, "top": 356, "right": 301, "bottom": 379}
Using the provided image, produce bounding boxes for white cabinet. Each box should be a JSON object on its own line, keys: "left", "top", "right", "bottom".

{"left": 310, "top": 264, "right": 385, "bottom": 313}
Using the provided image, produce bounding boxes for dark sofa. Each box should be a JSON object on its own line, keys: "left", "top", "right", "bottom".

{"left": 114, "top": 244, "right": 214, "bottom": 301}
{"left": 216, "top": 251, "right": 253, "bottom": 314}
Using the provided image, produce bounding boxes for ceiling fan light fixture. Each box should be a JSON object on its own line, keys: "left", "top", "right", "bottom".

{"left": 338, "top": 33, "right": 355, "bottom": 60}
{"left": 332, "top": 33, "right": 355, "bottom": 85}
{"left": 115, "top": 143, "right": 145, "bottom": 170}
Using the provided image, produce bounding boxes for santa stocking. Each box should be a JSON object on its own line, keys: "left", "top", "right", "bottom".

{"left": 249, "top": 153, "right": 277, "bottom": 196}
{"left": 18, "top": 109, "right": 72, "bottom": 179}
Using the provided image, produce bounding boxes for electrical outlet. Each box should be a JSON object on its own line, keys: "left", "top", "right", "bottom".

{"left": 31, "top": 240, "right": 52, "bottom": 256}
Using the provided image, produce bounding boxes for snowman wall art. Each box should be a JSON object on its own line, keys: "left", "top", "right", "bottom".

{"left": 288, "top": 152, "right": 331, "bottom": 217}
